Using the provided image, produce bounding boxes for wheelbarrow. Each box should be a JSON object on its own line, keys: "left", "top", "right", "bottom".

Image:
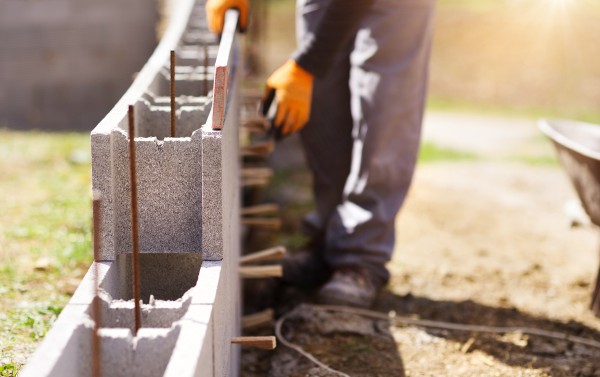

{"left": 539, "top": 119, "right": 600, "bottom": 316}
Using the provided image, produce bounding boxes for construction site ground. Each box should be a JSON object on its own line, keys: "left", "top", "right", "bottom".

{"left": 241, "top": 112, "right": 600, "bottom": 377}
{"left": 2, "top": 112, "right": 600, "bottom": 376}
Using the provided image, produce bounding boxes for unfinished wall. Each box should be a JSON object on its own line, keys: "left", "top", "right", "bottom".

{"left": 90, "top": 0, "right": 221, "bottom": 260}
{"left": 0, "top": 0, "right": 158, "bottom": 130}
{"left": 20, "top": 0, "right": 242, "bottom": 376}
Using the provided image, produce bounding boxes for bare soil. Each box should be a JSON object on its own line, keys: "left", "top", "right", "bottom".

{"left": 242, "top": 159, "right": 600, "bottom": 376}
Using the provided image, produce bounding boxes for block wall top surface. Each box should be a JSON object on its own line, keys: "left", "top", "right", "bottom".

{"left": 91, "top": 0, "right": 196, "bottom": 137}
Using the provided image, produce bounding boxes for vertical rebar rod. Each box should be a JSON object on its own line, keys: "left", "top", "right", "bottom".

{"left": 203, "top": 45, "right": 209, "bottom": 96}
{"left": 92, "top": 192, "right": 102, "bottom": 377}
{"left": 128, "top": 105, "right": 142, "bottom": 335}
{"left": 170, "top": 50, "right": 176, "bottom": 138}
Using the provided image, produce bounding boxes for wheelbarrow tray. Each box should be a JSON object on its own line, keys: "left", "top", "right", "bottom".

{"left": 539, "top": 119, "right": 600, "bottom": 315}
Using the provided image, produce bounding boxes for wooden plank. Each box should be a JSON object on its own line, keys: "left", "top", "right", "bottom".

{"left": 231, "top": 336, "right": 276, "bottom": 350}
{"left": 239, "top": 265, "right": 283, "bottom": 278}
{"left": 240, "top": 245, "right": 286, "bottom": 264}
{"left": 242, "top": 309, "right": 274, "bottom": 330}
{"left": 241, "top": 203, "right": 279, "bottom": 216}
{"left": 241, "top": 218, "right": 282, "bottom": 230}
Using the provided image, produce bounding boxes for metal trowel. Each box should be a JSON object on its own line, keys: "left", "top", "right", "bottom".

{"left": 261, "top": 88, "right": 285, "bottom": 142}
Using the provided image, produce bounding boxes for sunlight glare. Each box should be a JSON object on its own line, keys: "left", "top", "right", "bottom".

{"left": 548, "top": 0, "right": 574, "bottom": 9}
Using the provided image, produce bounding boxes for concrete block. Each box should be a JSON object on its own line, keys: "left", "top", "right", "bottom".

{"left": 200, "top": 129, "right": 224, "bottom": 260}
{"left": 91, "top": 131, "right": 116, "bottom": 259}
{"left": 182, "top": 30, "right": 218, "bottom": 46}
{"left": 217, "top": 22, "right": 241, "bottom": 376}
{"left": 141, "top": 92, "right": 208, "bottom": 107}
{"left": 191, "top": 261, "right": 221, "bottom": 305}
{"left": 176, "top": 45, "right": 218, "bottom": 67}
{"left": 112, "top": 253, "right": 202, "bottom": 302}
{"left": 80, "top": 327, "right": 134, "bottom": 377}
{"left": 133, "top": 326, "right": 182, "bottom": 376}
{"left": 93, "top": 127, "right": 205, "bottom": 259}
{"left": 75, "top": 325, "right": 182, "bottom": 377}
{"left": 164, "top": 311, "right": 214, "bottom": 377}
{"left": 91, "top": 295, "right": 191, "bottom": 330}
{"left": 135, "top": 97, "right": 210, "bottom": 139}
{"left": 111, "top": 128, "right": 203, "bottom": 255}
{"left": 214, "top": 213, "right": 240, "bottom": 377}
{"left": 24, "top": 256, "right": 197, "bottom": 377}
{"left": 150, "top": 67, "right": 215, "bottom": 98}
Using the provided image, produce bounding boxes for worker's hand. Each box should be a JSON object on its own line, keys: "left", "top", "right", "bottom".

{"left": 206, "top": 0, "right": 249, "bottom": 34}
{"left": 265, "top": 60, "right": 314, "bottom": 135}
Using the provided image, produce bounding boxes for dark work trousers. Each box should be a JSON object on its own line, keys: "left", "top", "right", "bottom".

{"left": 297, "top": 0, "right": 436, "bottom": 283}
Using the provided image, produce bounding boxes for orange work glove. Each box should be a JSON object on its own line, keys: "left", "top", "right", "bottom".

{"left": 265, "top": 60, "right": 314, "bottom": 136}
{"left": 206, "top": 0, "right": 249, "bottom": 34}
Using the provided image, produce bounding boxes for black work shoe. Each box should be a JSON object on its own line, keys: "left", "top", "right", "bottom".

{"left": 281, "top": 249, "right": 332, "bottom": 290}
{"left": 317, "top": 267, "right": 382, "bottom": 308}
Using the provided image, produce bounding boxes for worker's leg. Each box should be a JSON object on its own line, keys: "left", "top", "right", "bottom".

{"left": 322, "top": 0, "right": 437, "bottom": 284}
{"left": 281, "top": 0, "right": 354, "bottom": 289}
{"left": 296, "top": 0, "right": 354, "bottom": 243}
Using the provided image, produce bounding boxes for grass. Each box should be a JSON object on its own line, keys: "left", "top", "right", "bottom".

{"left": 0, "top": 361, "right": 20, "bottom": 377}
{"left": 418, "top": 142, "right": 478, "bottom": 163}
{"left": 426, "top": 96, "right": 600, "bottom": 125}
{"left": 0, "top": 130, "right": 92, "bottom": 373}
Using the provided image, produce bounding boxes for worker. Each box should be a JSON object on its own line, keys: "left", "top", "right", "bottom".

{"left": 206, "top": 0, "right": 436, "bottom": 308}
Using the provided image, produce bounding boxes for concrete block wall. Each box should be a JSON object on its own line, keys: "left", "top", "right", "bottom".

{"left": 90, "top": 0, "right": 226, "bottom": 261}
{"left": 20, "top": 1, "right": 242, "bottom": 376}
{"left": 22, "top": 258, "right": 238, "bottom": 376}
{"left": 109, "top": 128, "right": 204, "bottom": 255}
{"left": 0, "top": 0, "right": 158, "bottom": 130}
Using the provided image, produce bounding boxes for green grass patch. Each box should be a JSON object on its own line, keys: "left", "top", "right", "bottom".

{"left": 0, "top": 130, "right": 92, "bottom": 372}
{"left": 0, "top": 360, "right": 21, "bottom": 377}
{"left": 419, "top": 142, "right": 478, "bottom": 163}
{"left": 427, "top": 96, "right": 600, "bottom": 125}
{"left": 0, "top": 130, "right": 92, "bottom": 267}
{"left": 511, "top": 155, "right": 559, "bottom": 167}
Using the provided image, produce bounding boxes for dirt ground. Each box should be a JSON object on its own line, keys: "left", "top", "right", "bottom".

{"left": 241, "top": 118, "right": 600, "bottom": 376}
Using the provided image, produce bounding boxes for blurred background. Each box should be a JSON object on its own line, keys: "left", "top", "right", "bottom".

{"left": 2, "top": 0, "right": 600, "bottom": 131}
{"left": 245, "top": 0, "right": 600, "bottom": 122}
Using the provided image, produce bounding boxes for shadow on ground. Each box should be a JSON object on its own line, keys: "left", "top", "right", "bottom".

{"left": 242, "top": 286, "right": 600, "bottom": 376}
{"left": 375, "top": 291, "right": 600, "bottom": 376}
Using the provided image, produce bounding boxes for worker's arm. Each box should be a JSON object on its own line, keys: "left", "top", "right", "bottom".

{"left": 293, "top": 0, "right": 375, "bottom": 78}
{"left": 265, "top": 0, "right": 374, "bottom": 135}
{"left": 206, "top": 0, "right": 249, "bottom": 34}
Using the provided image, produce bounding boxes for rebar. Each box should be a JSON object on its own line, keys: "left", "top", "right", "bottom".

{"left": 203, "top": 45, "right": 209, "bottom": 96}
{"left": 128, "top": 105, "right": 142, "bottom": 335}
{"left": 240, "top": 203, "right": 279, "bottom": 216}
{"left": 170, "top": 50, "right": 177, "bottom": 138}
{"left": 92, "top": 192, "right": 102, "bottom": 377}
{"left": 239, "top": 245, "right": 286, "bottom": 264}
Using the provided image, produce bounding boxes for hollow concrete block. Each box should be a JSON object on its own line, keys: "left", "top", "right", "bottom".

{"left": 92, "top": 126, "right": 205, "bottom": 260}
